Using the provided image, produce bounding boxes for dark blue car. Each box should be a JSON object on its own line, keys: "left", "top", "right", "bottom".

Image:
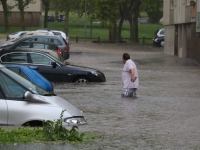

{"left": 4, "top": 64, "right": 54, "bottom": 93}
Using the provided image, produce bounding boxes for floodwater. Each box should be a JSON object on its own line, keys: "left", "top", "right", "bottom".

{"left": 1, "top": 42, "right": 200, "bottom": 150}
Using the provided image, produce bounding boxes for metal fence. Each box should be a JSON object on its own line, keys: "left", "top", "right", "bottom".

{"left": 70, "top": 36, "right": 152, "bottom": 44}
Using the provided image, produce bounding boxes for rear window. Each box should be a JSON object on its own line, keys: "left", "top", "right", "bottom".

{"left": 50, "top": 38, "right": 62, "bottom": 45}
{"left": 160, "top": 29, "right": 165, "bottom": 35}
{"left": 52, "top": 32, "right": 61, "bottom": 36}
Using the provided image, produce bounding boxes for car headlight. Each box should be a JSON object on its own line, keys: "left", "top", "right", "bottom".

{"left": 91, "top": 71, "right": 100, "bottom": 76}
{"left": 64, "top": 117, "right": 87, "bottom": 125}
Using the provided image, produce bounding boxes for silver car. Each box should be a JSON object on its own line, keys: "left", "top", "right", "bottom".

{"left": 0, "top": 64, "right": 86, "bottom": 127}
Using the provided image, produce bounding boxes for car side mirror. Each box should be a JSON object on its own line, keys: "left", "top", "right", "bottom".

{"left": 24, "top": 91, "right": 46, "bottom": 103}
{"left": 51, "top": 61, "right": 57, "bottom": 68}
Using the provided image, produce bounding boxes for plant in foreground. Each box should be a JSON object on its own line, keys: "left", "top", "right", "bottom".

{"left": 42, "top": 110, "right": 85, "bottom": 142}
{"left": 0, "top": 110, "right": 103, "bottom": 144}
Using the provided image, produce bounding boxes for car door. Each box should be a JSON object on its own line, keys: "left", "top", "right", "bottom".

{"left": 28, "top": 52, "right": 68, "bottom": 82}
{"left": 0, "top": 84, "right": 8, "bottom": 126}
{"left": 0, "top": 70, "right": 43, "bottom": 126}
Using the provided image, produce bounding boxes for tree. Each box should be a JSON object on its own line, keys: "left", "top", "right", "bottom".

{"left": 14, "top": 0, "right": 35, "bottom": 30}
{"left": 0, "top": 0, "right": 10, "bottom": 32}
{"left": 126, "top": 0, "right": 141, "bottom": 43}
{"left": 118, "top": 0, "right": 135, "bottom": 42}
{"left": 142, "top": 0, "right": 163, "bottom": 23}
{"left": 41, "top": 0, "right": 51, "bottom": 28}
{"left": 52, "top": 0, "right": 80, "bottom": 35}
{"left": 92, "top": 0, "right": 123, "bottom": 43}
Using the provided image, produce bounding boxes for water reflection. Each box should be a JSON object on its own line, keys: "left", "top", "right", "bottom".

{"left": 122, "top": 97, "right": 138, "bottom": 122}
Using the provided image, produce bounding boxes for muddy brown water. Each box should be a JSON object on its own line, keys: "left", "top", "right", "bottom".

{"left": 1, "top": 42, "right": 200, "bottom": 150}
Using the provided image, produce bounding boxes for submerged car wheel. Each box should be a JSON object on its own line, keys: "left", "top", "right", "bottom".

{"left": 160, "top": 41, "right": 164, "bottom": 47}
{"left": 74, "top": 77, "right": 89, "bottom": 83}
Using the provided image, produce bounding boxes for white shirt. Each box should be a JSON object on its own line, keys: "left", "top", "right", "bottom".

{"left": 122, "top": 59, "right": 139, "bottom": 88}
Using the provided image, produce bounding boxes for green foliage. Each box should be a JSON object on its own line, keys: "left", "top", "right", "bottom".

{"left": 0, "top": 110, "right": 104, "bottom": 144}
{"left": 93, "top": 0, "right": 123, "bottom": 25}
{"left": 0, "top": 127, "right": 44, "bottom": 143}
{"left": 42, "top": 110, "right": 85, "bottom": 142}
{"left": 141, "top": 0, "right": 163, "bottom": 23}
{"left": 13, "top": 0, "right": 35, "bottom": 10}
{"left": 0, "top": 12, "right": 163, "bottom": 43}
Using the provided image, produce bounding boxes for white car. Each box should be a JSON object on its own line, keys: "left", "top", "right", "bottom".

{"left": 36, "top": 29, "right": 69, "bottom": 42}
{"left": 7, "top": 31, "right": 29, "bottom": 41}
{"left": 22, "top": 30, "right": 55, "bottom": 37}
{"left": 0, "top": 64, "right": 86, "bottom": 127}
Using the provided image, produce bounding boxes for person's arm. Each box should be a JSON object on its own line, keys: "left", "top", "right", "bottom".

{"left": 130, "top": 68, "right": 137, "bottom": 82}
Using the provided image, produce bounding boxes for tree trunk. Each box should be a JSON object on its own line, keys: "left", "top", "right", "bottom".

{"left": 128, "top": 19, "right": 133, "bottom": 42}
{"left": 128, "top": 0, "right": 140, "bottom": 43}
{"left": 118, "top": 19, "right": 124, "bottom": 42}
{"left": 43, "top": 7, "right": 49, "bottom": 28}
{"left": 20, "top": 9, "right": 25, "bottom": 30}
{"left": 1, "top": 0, "right": 9, "bottom": 32}
{"left": 109, "top": 21, "right": 117, "bottom": 43}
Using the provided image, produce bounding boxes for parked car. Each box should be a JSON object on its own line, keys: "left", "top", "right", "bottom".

{"left": 1, "top": 46, "right": 63, "bottom": 63}
{"left": 0, "top": 49, "right": 106, "bottom": 83}
{"left": 23, "top": 30, "right": 54, "bottom": 36}
{"left": 47, "top": 14, "right": 54, "bottom": 22}
{"left": 58, "top": 14, "right": 65, "bottom": 22}
{"left": 6, "top": 31, "right": 29, "bottom": 41}
{"left": 0, "top": 34, "right": 70, "bottom": 60}
{"left": 36, "top": 28, "right": 69, "bottom": 42}
{"left": 0, "top": 64, "right": 86, "bottom": 127}
{"left": 0, "top": 41, "right": 63, "bottom": 56}
{"left": 5, "top": 64, "right": 54, "bottom": 93}
{"left": 153, "top": 28, "right": 165, "bottom": 47}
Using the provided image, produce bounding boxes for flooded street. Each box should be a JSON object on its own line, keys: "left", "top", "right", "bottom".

{"left": 1, "top": 42, "right": 200, "bottom": 149}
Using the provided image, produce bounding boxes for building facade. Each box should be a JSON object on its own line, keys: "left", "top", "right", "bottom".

{"left": 163, "top": 0, "right": 200, "bottom": 63}
{"left": 0, "top": 0, "right": 42, "bottom": 26}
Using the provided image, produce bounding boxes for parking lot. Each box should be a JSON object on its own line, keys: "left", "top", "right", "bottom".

{"left": 1, "top": 42, "right": 200, "bottom": 149}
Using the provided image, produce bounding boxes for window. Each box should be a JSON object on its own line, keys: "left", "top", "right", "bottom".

{"left": 36, "top": 37, "right": 49, "bottom": 43}
{"left": 0, "top": 84, "right": 4, "bottom": 98}
{"left": 160, "top": 29, "right": 165, "bottom": 35}
{"left": 171, "top": 0, "right": 174, "bottom": 9}
{"left": 30, "top": 53, "right": 52, "bottom": 65}
{"left": 32, "top": 43, "right": 45, "bottom": 49}
{"left": 51, "top": 39, "right": 62, "bottom": 45}
{"left": 0, "top": 90, "right": 4, "bottom": 99}
{"left": 8, "top": 68, "right": 30, "bottom": 81}
{"left": 0, "top": 71, "right": 26, "bottom": 99}
{"left": 52, "top": 32, "right": 61, "bottom": 36}
{"left": 1, "top": 53, "right": 27, "bottom": 63}
{"left": 187, "top": 0, "right": 190, "bottom": 6}
{"left": 14, "top": 42, "right": 31, "bottom": 48}
{"left": 23, "top": 38, "right": 34, "bottom": 42}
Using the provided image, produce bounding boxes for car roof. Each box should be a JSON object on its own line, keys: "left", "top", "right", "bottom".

{"left": 22, "top": 34, "right": 62, "bottom": 38}
{"left": 0, "top": 49, "right": 52, "bottom": 55}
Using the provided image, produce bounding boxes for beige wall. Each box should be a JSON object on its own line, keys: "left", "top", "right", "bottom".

{"left": 163, "top": 0, "right": 192, "bottom": 25}
{"left": 164, "top": 25, "right": 175, "bottom": 55}
{"left": 0, "top": 0, "right": 41, "bottom": 12}
{"left": 163, "top": 0, "right": 170, "bottom": 25}
{"left": 0, "top": 0, "right": 42, "bottom": 26}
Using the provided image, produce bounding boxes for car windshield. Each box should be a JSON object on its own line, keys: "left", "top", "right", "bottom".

{"left": 0, "top": 68, "right": 48, "bottom": 96}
